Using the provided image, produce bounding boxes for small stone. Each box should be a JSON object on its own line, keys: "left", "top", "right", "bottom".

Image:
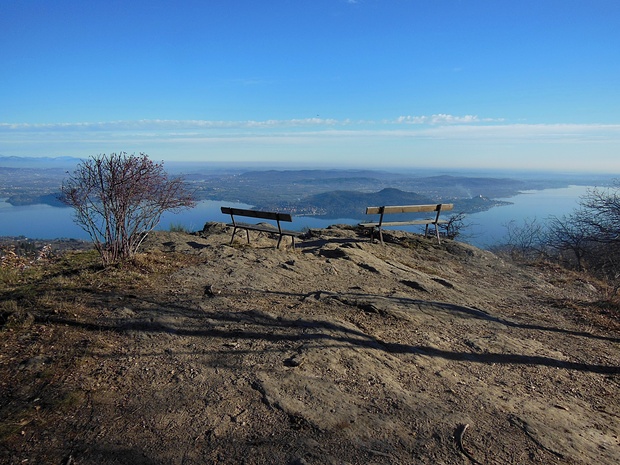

{"left": 204, "top": 285, "right": 221, "bottom": 297}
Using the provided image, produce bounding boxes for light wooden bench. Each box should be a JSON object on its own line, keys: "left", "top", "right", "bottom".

{"left": 360, "top": 203, "right": 454, "bottom": 245}
{"left": 221, "top": 207, "right": 303, "bottom": 249}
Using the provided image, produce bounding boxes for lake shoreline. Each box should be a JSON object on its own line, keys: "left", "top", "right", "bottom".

{"left": 0, "top": 186, "right": 593, "bottom": 249}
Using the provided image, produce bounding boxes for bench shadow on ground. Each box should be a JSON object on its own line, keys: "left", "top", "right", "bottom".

{"left": 298, "top": 237, "right": 368, "bottom": 253}
{"left": 36, "top": 286, "right": 620, "bottom": 376}
{"left": 221, "top": 231, "right": 370, "bottom": 251}
{"left": 296, "top": 230, "right": 434, "bottom": 254}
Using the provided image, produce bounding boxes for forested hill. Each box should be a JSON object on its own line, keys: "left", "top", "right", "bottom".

{"left": 273, "top": 188, "right": 432, "bottom": 218}
{"left": 255, "top": 187, "right": 509, "bottom": 219}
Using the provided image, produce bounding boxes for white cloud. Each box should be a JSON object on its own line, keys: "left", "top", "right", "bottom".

{"left": 396, "top": 115, "right": 428, "bottom": 124}
{"left": 395, "top": 114, "right": 502, "bottom": 125}
{"left": 431, "top": 114, "right": 479, "bottom": 124}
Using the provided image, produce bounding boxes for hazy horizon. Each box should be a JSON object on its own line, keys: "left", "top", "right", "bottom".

{"left": 2, "top": 154, "right": 619, "bottom": 181}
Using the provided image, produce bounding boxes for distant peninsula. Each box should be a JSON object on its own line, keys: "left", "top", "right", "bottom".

{"left": 253, "top": 187, "right": 511, "bottom": 219}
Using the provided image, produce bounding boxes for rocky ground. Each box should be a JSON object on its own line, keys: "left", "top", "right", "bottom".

{"left": 1, "top": 224, "right": 619, "bottom": 464}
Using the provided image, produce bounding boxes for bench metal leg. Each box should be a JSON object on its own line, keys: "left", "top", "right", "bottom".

{"left": 423, "top": 223, "right": 442, "bottom": 244}
{"left": 368, "top": 227, "right": 384, "bottom": 245}
{"left": 229, "top": 227, "right": 252, "bottom": 245}
{"left": 276, "top": 235, "right": 296, "bottom": 250}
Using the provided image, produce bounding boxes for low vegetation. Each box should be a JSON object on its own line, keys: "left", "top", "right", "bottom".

{"left": 494, "top": 181, "right": 620, "bottom": 301}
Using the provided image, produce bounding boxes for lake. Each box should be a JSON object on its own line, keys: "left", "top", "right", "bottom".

{"left": 455, "top": 184, "right": 592, "bottom": 248}
{"left": 0, "top": 185, "right": 591, "bottom": 249}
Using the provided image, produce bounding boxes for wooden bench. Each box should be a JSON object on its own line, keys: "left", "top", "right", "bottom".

{"left": 360, "top": 203, "right": 454, "bottom": 245}
{"left": 221, "top": 207, "right": 303, "bottom": 249}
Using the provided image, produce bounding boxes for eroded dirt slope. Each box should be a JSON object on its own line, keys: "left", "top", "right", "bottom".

{"left": 1, "top": 224, "right": 619, "bottom": 464}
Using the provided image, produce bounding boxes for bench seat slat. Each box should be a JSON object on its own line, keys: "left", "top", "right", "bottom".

{"left": 280, "top": 229, "right": 303, "bottom": 237}
{"left": 226, "top": 222, "right": 303, "bottom": 236}
{"left": 221, "top": 207, "right": 292, "bottom": 222}
{"left": 366, "top": 204, "right": 453, "bottom": 215}
{"left": 227, "top": 222, "right": 277, "bottom": 233}
{"left": 361, "top": 219, "right": 448, "bottom": 228}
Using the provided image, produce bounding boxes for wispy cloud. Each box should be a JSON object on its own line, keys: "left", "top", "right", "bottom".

{"left": 395, "top": 114, "right": 504, "bottom": 124}
{"left": 0, "top": 118, "right": 347, "bottom": 131}
{"left": 2, "top": 119, "right": 620, "bottom": 143}
{"left": 416, "top": 123, "right": 620, "bottom": 141}
{"left": 0, "top": 114, "right": 500, "bottom": 133}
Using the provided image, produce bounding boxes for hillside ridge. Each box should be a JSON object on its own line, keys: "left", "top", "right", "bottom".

{"left": 1, "top": 224, "right": 619, "bottom": 464}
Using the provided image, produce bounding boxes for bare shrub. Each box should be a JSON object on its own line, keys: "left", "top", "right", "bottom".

{"left": 498, "top": 217, "right": 547, "bottom": 261}
{"left": 60, "top": 153, "right": 196, "bottom": 266}
{"left": 439, "top": 212, "right": 471, "bottom": 241}
{"left": 544, "top": 210, "right": 595, "bottom": 271}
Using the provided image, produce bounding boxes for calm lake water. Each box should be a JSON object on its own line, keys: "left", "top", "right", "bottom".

{"left": 463, "top": 185, "right": 591, "bottom": 248}
{"left": 0, "top": 185, "right": 591, "bottom": 249}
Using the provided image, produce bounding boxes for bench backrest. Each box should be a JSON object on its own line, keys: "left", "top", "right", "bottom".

{"left": 365, "top": 204, "right": 454, "bottom": 215}
{"left": 221, "top": 206, "right": 293, "bottom": 222}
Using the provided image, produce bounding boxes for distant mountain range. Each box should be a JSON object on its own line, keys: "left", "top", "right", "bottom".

{"left": 0, "top": 155, "right": 82, "bottom": 168}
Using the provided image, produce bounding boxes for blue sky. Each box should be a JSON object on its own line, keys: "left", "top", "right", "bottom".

{"left": 1, "top": 0, "right": 619, "bottom": 172}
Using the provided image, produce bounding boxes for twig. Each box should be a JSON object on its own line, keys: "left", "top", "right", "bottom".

{"left": 456, "top": 423, "right": 484, "bottom": 465}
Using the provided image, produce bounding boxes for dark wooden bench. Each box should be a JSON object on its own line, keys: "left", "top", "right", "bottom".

{"left": 221, "top": 207, "right": 303, "bottom": 249}
{"left": 360, "top": 203, "right": 454, "bottom": 245}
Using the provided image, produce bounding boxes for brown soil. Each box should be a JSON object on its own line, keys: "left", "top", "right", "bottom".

{"left": 1, "top": 224, "right": 619, "bottom": 464}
